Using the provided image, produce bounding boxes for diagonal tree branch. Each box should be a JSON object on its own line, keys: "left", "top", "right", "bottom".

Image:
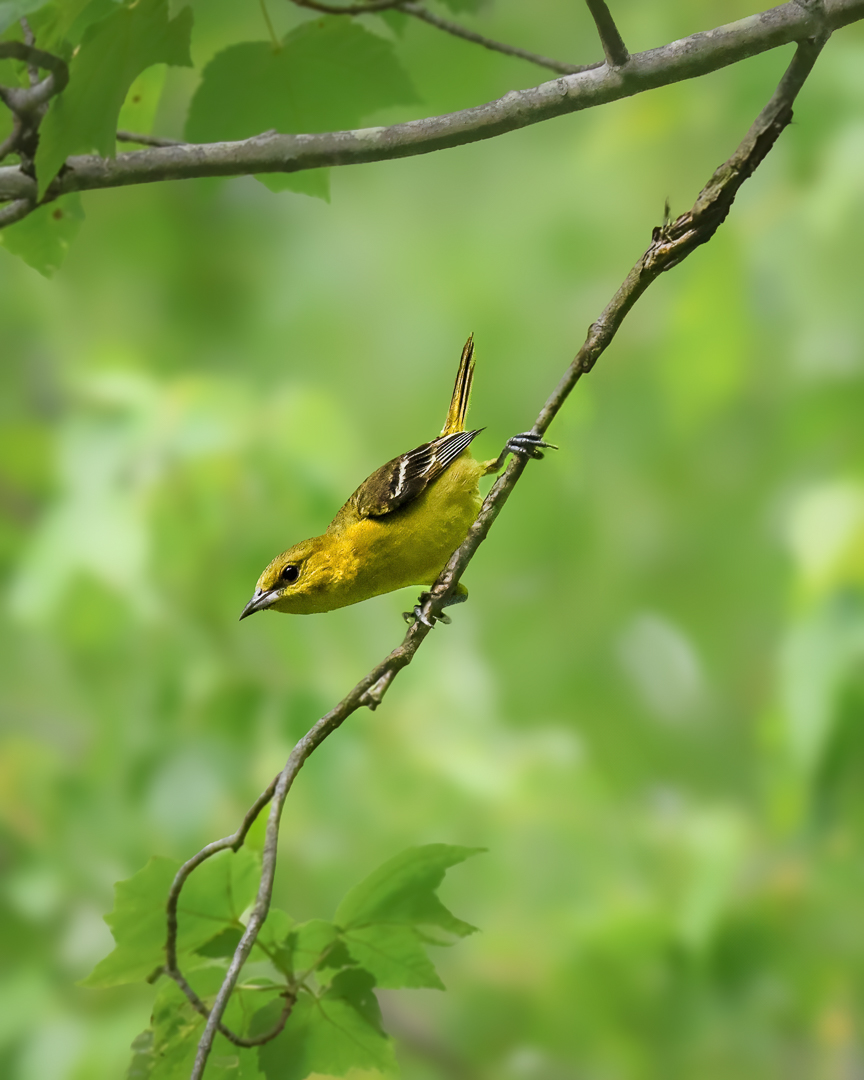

{"left": 162, "top": 27, "right": 829, "bottom": 1080}
{"left": 0, "top": 0, "right": 856, "bottom": 211}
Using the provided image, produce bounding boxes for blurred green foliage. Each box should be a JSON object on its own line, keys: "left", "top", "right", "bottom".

{"left": 3, "top": 1, "right": 864, "bottom": 1077}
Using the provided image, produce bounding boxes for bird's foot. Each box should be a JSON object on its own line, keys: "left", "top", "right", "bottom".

{"left": 403, "top": 588, "right": 468, "bottom": 627}
{"left": 505, "top": 431, "right": 558, "bottom": 461}
{"left": 403, "top": 591, "right": 452, "bottom": 627}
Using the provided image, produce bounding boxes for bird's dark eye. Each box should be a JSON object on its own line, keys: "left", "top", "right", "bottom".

{"left": 280, "top": 564, "right": 300, "bottom": 584}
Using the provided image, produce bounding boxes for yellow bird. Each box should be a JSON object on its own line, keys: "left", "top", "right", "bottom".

{"left": 240, "top": 337, "right": 553, "bottom": 625}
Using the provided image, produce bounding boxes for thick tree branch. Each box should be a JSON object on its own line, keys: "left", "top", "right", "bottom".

{"left": 0, "top": 0, "right": 856, "bottom": 209}
{"left": 163, "top": 29, "right": 828, "bottom": 1079}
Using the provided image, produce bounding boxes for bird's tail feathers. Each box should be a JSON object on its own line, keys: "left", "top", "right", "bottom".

{"left": 441, "top": 334, "right": 475, "bottom": 435}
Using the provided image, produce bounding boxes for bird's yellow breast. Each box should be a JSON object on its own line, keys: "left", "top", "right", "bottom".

{"left": 270, "top": 452, "right": 486, "bottom": 614}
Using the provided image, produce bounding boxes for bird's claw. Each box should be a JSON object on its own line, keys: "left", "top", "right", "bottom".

{"left": 403, "top": 593, "right": 451, "bottom": 627}
{"left": 506, "top": 432, "right": 557, "bottom": 461}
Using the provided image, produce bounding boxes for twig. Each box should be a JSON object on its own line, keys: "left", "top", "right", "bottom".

{"left": 170, "top": 30, "right": 827, "bottom": 1080}
{"left": 290, "top": 0, "right": 593, "bottom": 75}
{"left": 1, "top": 0, "right": 856, "bottom": 206}
{"left": 398, "top": 2, "right": 593, "bottom": 76}
{"left": 0, "top": 40, "right": 69, "bottom": 172}
{"left": 0, "top": 41, "right": 69, "bottom": 114}
{"left": 0, "top": 116, "right": 23, "bottom": 162}
{"left": 259, "top": 0, "right": 281, "bottom": 50}
{"left": 292, "top": 0, "right": 404, "bottom": 11}
{"left": 584, "top": 0, "right": 629, "bottom": 67}
{"left": 0, "top": 196, "right": 34, "bottom": 226}
{"left": 20, "top": 18, "right": 41, "bottom": 87}
{"left": 116, "top": 130, "right": 184, "bottom": 148}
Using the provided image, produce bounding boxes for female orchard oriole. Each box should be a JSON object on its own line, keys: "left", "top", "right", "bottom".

{"left": 239, "top": 337, "right": 554, "bottom": 625}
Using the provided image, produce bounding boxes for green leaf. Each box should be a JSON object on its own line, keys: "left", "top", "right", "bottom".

{"left": 186, "top": 19, "right": 417, "bottom": 139}
{"left": 257, "top": 970, "right": 397, "bottom": 1080}
{"left": 116, "top": 63, "right": 167, "bottom": 139}
{"left": 341, "top": 920, "right": 442, "bottom": 989}
{"left": 185, "top": 18, "right": 419, "bottom": 201}
{"left": 148, "top": 969, "right": 213, "bottom": 1080}
{"left": 135, "top": 963, "right": 273, "bottom": 1080}
{"left": 256, "top": 169, "right": 331, "bottom": 203}
{"left": 127, "top": 1029, "right": 155, "bottom": 1080}
{"left": 0, "top": 0, "right": 50, "bottom": 34}
{"left": 254, "top": 907, "right": 296, "bottom": 975}
{"left": 31, "top": 0, "right": 117, "bottom": 53}
{"left": 292, "top": 919, "right": 352, "bottom": 976}
{"left": 332, "top": 846, "right": 482, "bottom": 990}
{"left": 82, "top": 855, "right": 176, "bottom": 987}
{"left": 376, "top": 10, "right": 408, "bottom": 37}
{"left": 195, "top": 926, "right": 243, "bottom": 958}
{"left": 335, "top": 844, "right": 482, "bottom": 937}
{"left": 83, "top": 848, "right": 260, "bottom": 987}
{"left": 342, "top": 923, "right": 444, "bottom": 990}
{"left": 0, "top": 193, "right": 84, "bottom": 277}
{"left": 180, "top": 846, "right": 260, "bottom": 942}
{"left": 34, "top": 0, "right": 193, "bottom": 197}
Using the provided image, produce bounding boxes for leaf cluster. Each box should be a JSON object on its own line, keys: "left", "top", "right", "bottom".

{"left": 0, "top": 0, "right": 452, "bottom": 273}
{"left": 83, "top": 844, "right": 482, "bottom": 1080}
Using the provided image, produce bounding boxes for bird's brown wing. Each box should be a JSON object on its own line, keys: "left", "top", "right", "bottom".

{"left": 350, "top": 429, "right": 482, "bottom": 519}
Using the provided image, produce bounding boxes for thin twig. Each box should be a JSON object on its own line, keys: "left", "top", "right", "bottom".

{"left": 116, "top": 130, "right": 185, "bottom": 148}
{"left": 159, "top": 775, "right": 286, "bottom": 1044}
{"left": 174, "top": 31, "right": 827, "bottom": 1079}
{"left": 290, "top": 0, "right": 593, "bottom": 75}
{"left": 20, "top": 18, "right": 41, "bottom": 87}
{"left": 1, "top": 0, "right": 856, "bottom": 206}
{"left": 398, "top": 1, "right": 592, "bottom": 75}
{"left": 584, "top": 0, "right": 629, "bottom": 67}
{"left": 259, "top": 0, "right": 281, "bottom": 49}
{"left": 292, "top": 0, "right": 405, "bottom": 11}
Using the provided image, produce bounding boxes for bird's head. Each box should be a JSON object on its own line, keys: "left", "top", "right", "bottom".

{"left": 239, "top": 536, "right": 343, "bottom": 618}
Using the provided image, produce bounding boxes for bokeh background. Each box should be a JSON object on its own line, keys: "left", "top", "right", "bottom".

{"left": 3, "top": 1, "right": 864, "bottom": 1077}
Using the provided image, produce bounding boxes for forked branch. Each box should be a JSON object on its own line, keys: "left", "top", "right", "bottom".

{"left": 157, "top": 26, "right": 829, "bottom": 1080}
{"left": 0, "top": 39, "right": 69, "bottom": 168}
{"left": 0, "top": 0, "right": 857, "bottom": 215}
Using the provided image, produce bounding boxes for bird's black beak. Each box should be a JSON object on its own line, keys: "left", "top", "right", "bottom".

{"left": 239, "top": 587, "right": 277, "bottom": 621}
